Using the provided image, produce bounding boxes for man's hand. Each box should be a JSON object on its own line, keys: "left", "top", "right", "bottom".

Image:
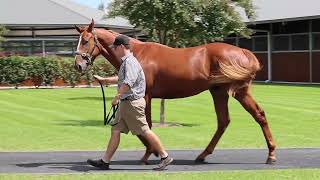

{"left": 111, "top": 95, "right": 120, "bottom": 107}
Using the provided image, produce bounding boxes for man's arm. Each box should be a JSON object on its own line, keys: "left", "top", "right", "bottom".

{"left": 93, "top": 75, "right": 118, "bottom": 84}
{"left": 112, "top": 83, "right": 130, "bottom": 106}
{"left": 115, "top": 84, "right": 130, "bottom": 99}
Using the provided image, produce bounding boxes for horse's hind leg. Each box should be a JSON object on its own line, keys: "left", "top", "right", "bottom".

{"left": 195, "top": 87, "right": 230, "bottom": 163}
{"left": 234, "top": 87, "right": 276, "bottom": 164}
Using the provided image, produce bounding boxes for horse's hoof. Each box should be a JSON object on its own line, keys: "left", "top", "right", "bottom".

{"left": 266, "top": 157, "right": 277, "bottom": 164}
{"left": 194, "top": 158, "right": 206, "bottom": 164}
{"left": 140, "top": 160, "right": 149, "bottom": 165}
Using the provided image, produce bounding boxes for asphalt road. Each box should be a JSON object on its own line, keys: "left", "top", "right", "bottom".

{"left": 0, "top": 148, "right": 319, "bottom": 173}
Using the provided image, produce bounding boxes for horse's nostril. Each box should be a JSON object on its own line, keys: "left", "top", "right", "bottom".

{"left": 78, "top": 65, "right": 82, "bottom": 72}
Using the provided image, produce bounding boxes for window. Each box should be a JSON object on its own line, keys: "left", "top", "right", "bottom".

{"left": 313, "top": 33, "right": 320, "bottom": 50}
{"left": 239, "top": 38, "right": 253, "bottom": 50}
{"left": 1, "top": 40, "right": 76, "bottom": 56}
{"left": 254, "top": 36, "right": 268, "bottom": 51}
{"left": 224, "top": 38, "right": 236, "bottom": 46}
{"left": 292, "top": 34, "right": 309, "bottom": 50}
{"left": 312, "top": 19, "right": 320, "bottom": 32}
{"left": 1, "top": 41, "right": 42, "bottom": 55}
{"left": 273, "top": 35, "right": 289, "bottom": 51}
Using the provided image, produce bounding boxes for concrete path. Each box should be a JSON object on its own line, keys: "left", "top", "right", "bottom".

{"left": 0, "top": 148, "right": 319, "bottom": 173}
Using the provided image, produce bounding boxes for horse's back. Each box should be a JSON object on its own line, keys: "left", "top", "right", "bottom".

{"left": 134, "top": 41, "right": 260, "bottom": 98}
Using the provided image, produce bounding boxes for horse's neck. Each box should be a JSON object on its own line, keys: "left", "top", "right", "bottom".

{"left": 99, "top": 48, "right": 120, "bottom": 70}
{"left": 95, "top": 28, "right": 146, "bottom": 65}
{"left": 95, "top": 29, "right": 121, "bottom": 70}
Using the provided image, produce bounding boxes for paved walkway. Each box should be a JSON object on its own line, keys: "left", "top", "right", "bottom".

{"left": 0, "top": 148, "right": 319, "bottom": 173}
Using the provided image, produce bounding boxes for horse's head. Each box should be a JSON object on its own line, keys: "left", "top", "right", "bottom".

{"left": 74, "top": 19, "right": 101, "bottom": 73}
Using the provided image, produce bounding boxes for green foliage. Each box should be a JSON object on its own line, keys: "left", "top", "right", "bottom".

{"left": 107, "top": 0, "right": 255, "bottom": 46}
{"left": 86, "top": 57, "right": 117, "bottom": 85}
{"left": 92, "top": 57, "right": 116, "bottom": 77}
{"left": 0, "top": 25, "right": 8, "bottom": 43}
{"left": 233, "top": 0, "right": 256, "bottom": 19}
{"left": 193, "top": 0, "right": 254, "bottom": 42}
{"left": 21, "top": 56, "right": 43, "bottom": 87}
{"left": 39, "top": 56, "right": 61, "bottom": 86}
{"left": 0, "top": 56, "right": 116, "bottom": 88}
{"left": 59, "top": 57, "right": 81, "bottom": 87}
{"left": 0, "top": 25, "right": 8, "bottom": 51}
{"left": 0, "top": 56, "right": 28, "bottom": 88}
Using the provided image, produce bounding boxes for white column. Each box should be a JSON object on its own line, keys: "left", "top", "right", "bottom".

{"left": 42, "top": 40, "right": 45, "bottom": 57}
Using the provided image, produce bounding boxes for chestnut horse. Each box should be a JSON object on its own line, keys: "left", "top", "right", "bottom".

{"left": 74, "top": 20, "right": 276, "bottom": 164}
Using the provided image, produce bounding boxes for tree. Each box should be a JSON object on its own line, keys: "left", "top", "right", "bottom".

{"left": 0, "top": 25, "right": 8, "bottom": 50}
{"left": 98, "top": 1, "right": 105, "bottom": 11}
{"left": 107, "top": 0, "right": 255, "bottom": 125}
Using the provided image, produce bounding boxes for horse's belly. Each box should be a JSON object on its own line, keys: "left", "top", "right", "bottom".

{"left": 151, "top": 80, "right": 210, "bottom": 99}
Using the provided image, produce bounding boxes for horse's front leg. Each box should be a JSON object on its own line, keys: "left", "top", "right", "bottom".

{"left": 138, "top": 95, "right": 158, "bottom": 165}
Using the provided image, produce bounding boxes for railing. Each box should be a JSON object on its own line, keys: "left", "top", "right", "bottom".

{"left": 0, "top": 38, "right": 77, "bottom": 57}
{"left": 224, "top": 32, "right": 320, "bottom": 53}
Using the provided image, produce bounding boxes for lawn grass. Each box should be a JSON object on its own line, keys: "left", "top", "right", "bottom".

{"left": 0, "top": 169, "right": 320, "bottom": 180}
{"left": 0, "top": 83, "right": 319, "bottom": 151}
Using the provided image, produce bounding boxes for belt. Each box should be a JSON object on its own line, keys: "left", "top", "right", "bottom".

{"left": 120, "top": 96, "right": 135, "bottom": 101}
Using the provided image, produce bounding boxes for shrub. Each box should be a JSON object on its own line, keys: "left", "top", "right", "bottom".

{"left": 0, "top": 56, "right": 28, "bottom": 88}
{"left": 0, "top": 56, "right": 116, "bottom": 88}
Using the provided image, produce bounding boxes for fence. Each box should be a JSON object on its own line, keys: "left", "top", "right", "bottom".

{"left": 224, "top": 32, "right": 320, "bottom": 83}
{"left": 0, "top": 38, "right": 77, "bottom": 57}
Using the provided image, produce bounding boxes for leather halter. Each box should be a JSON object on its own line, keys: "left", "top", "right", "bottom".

{"left": 76, "top": 29, "right": 101, "bottom": 65}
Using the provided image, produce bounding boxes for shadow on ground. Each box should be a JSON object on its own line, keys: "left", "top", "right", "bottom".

{"left": 56, "top": 120, "right": 105, "bottom": 127}
{"left": 67, "top": 96, "right": 113, "bottom": 101}
{"left": 57, "top": 119, "right": 199, "bottom": 128}
{"left": 15, "top": 159, "right": 265, "bottom": 172}
{"left": 15, "top": 161, "right": 151, "bottom": 172}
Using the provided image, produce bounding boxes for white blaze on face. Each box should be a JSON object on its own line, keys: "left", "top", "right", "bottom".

{"left": 76, "top": 34, "right": 83, "bottom": 53}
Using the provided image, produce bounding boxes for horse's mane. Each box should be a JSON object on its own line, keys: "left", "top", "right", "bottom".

{"left": 108, "top": 30, "right": 120, "bottom": 36}
{"left": 108, "top": 30, "right": 144, "bottom": 44}
{"left": 101, "top": 29, "right": 192, "bottom": 50}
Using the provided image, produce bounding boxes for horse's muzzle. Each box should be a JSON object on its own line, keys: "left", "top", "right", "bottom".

{"left": 74, "top": 56, "right": 88, "bottom": 73}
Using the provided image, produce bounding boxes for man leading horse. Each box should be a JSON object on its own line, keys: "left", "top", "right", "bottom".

{"left": 74, "top": 19, "right": 276, "bottom": 166}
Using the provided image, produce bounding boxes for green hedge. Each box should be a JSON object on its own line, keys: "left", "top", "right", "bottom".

{"left": 0, "top": 56, "right": 116, "bottom": 88}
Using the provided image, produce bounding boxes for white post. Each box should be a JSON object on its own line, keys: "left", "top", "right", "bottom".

{"left": 160, "top": 99, "right": 165, "bottom": 125}
{"left": 42, "top": 40, "right": 45, "bottom": 57}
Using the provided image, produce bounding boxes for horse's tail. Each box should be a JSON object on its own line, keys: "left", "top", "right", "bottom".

{"left": 211, "top": 49, "right": 261, "bottom": 96}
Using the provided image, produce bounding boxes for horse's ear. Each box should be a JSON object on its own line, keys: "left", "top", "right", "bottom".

{"left": 74, "top": 25, "right": 82, "bottom": 33}
{"left": 87, "top": 19, "right": 95, "bottom": 32}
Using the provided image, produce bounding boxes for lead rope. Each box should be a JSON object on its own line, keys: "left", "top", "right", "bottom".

{"left": 98, "top": 80, "right": 118, "bottom": 126}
